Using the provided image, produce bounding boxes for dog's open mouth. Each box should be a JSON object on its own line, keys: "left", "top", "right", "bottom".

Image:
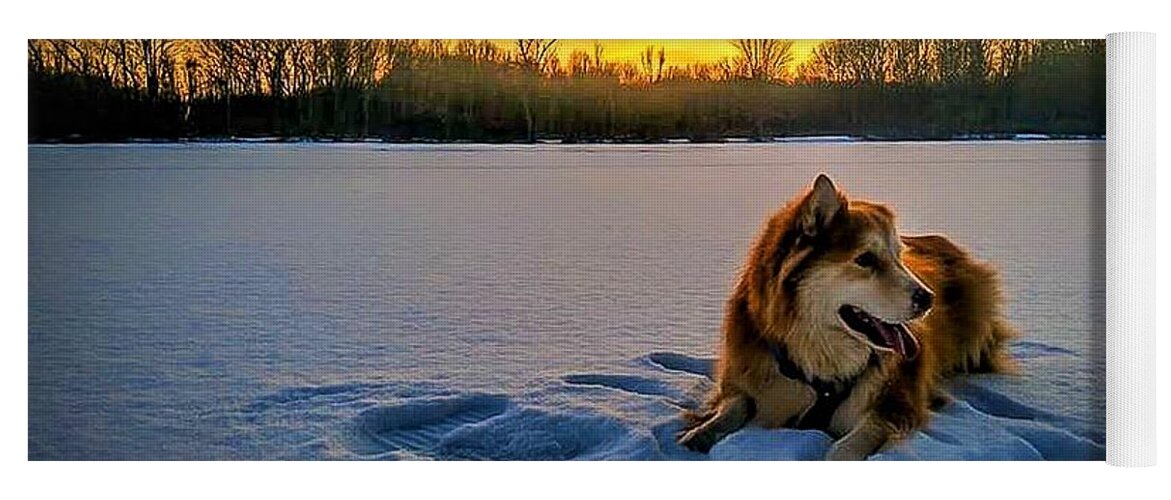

{"left": 837, "top": 305, "right": 920, "bottom": 359}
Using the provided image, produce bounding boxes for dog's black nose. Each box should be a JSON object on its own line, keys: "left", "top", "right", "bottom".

{"left": 912, "top": 287, "right": 934, "bottom": 313}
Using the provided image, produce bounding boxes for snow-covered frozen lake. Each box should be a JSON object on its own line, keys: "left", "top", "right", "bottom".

{"left": 29, "top": 142, "right": 1105, "bottom": 460}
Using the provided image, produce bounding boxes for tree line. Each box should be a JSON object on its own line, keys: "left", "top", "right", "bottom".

{"left": 28, "top": 39, "right": 1105, "bottom": 142}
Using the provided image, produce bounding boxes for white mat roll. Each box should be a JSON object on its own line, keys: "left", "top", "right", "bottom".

{"left": 1106, "top": 31, "right": 1156, "bottom": 467}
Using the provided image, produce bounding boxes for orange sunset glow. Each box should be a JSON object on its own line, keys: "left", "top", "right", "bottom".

{"left": 498, "top": 39, "right": 825, "bottom": 68}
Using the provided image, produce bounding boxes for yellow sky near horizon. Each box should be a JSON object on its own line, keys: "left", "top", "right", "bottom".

{"left": 492, "top": 39, "right": 824, "bottom": 68}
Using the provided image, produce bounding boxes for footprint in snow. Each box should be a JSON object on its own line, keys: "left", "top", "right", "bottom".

{"left": 355, "top": 393, "right": 656, "bottom": 460}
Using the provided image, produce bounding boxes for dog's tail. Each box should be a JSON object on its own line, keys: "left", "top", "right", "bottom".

{"left": 949, "top": 261, "right": 1019, "bottom": 375}
{"left": 979, "top": 317, "right": 1020, "bottom": 374}
{"left": 903, "top": 234, "right": 1019, "bottom": 377}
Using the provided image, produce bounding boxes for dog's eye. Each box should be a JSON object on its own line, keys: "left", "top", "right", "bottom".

{"left": 854, "top": 251, "right": 879, "bottom": 269}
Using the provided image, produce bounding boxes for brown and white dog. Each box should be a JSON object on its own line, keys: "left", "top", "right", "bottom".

{"left": 677, "top": 173, "right": 1017, "bottom": 460}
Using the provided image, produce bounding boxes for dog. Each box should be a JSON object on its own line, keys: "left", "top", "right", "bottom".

{"left": 677, "top": 173, "right": 1017, "bottom": 460}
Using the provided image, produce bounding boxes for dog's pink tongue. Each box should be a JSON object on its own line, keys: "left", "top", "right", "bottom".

{"left": 891, "top": 324, "right": 920, "bottom": 360}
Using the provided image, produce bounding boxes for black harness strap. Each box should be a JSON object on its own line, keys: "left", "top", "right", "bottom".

{"left": 769, "top": 343, "right": 876, "bottom": 430}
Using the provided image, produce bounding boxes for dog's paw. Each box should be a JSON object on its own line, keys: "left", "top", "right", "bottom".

{"left": 825, "top": 442, "right": 868, "bottom": 461}
{"left": 676, "top": 427, "right": 719, "bottom": 453}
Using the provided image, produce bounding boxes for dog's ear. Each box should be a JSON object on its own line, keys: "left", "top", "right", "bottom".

{"left": 797, "top": 174, "right": 846, "bottom": 237}
{"left": 774, "top": 175, "right": 845, "bottom": 285}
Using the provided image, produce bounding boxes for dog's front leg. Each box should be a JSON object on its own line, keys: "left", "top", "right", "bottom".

{"left": 826, "top": 415, "right": 891, "bottom": 461}
{"left": 825, "top": 365, "right": 891, "bottom": 461}
{"left": 752, "top": 375, "right": 815, "bottom": 428}
{"left": 677, "top": 391, "right": 753, "bottom": 453}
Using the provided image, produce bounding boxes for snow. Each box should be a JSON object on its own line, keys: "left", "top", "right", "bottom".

{"left": 1013, "top": 133, "right": 1052, "bottom": 141}
{"left": 28, "top": 142, "right": 1105, "bottom": 460}
{"left": 772, "top": 135, "right": 859, "bottom": 143}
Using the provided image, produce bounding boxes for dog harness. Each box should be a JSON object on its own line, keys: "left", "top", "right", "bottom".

{"left": 769, "top": 343, "right": 878, "bottom": 430}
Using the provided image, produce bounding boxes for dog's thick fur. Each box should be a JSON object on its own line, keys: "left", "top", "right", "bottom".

{"left": 677, "top": 174, "right": 1017, "bottom": 460}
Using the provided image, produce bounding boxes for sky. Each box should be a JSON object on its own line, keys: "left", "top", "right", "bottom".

{"left": 492, "top": 39, "right": 824, "bottom": 68}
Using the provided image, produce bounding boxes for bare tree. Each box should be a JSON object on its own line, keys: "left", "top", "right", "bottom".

{"left": 453, "top": 39, "right": 501, "bottom": 64}
{"left": 849, "top": 40, "right": 886, "bottom": 85}
{"left": 514, "top": 39, "right": 558, "bottom": 73}
{"left": 264, "top": 40, "right": 293, "bottom": 98}
{"left": 801, "top": 40, "right": 885, "bottom": 85}
{"left": 183, "top": 57, "right": 199, "bottom": 123}
{"left": 139, "top": 39, "right": 174, "bottom": 101}
{"left": 351, "top": 40, "right": 383, "bottom": 136}
{"left": 287, "top": 40, "right": 316, "bottom": 96}
{"left": 883, "top": 39, "right": 932, "bottom": 85}
{"left": 568, "top": 50, "right": 592, "bottom": 76}
{"left": 987, "top": 39, "right": 1036, "bottom": 83}
{"left": 511, "top": 40, "right": 559, "bottom": 142}
{"left": 932, "top": 39, "right": 987, "bottom": 85}
{"left": 593, "top": 42, "right": 608, "bottom": 75}
{"left": 419, "top": 39, "right": 448, "bottom": 60}
{"left": 731, "top": 39, "right": 794, "bottom": 82}
{"left": 639, "top": 46, "right": 666, "bottom": 84}
{"left": 231, "top": 40, "right": 267, "bottom": 95}
{"left": 197, "top": 40, "right": 239, "bottom": 132}
{"left": 28, "top": 40, "right": 46, "bottom": 74}
{"left": 114, "top": 40, "right": 140, "bottom": 90}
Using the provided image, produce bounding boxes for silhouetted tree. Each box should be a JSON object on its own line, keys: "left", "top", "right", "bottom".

{"left": 514, "top": 39, "right": 558, "bottom": 73}
{"left": 731, "top": 39, "right": 794, "bottom": 81}
{"left": 640, "top": 46, "right": 666, "bottom": 84}
{"left": 512, "top": 39, "right": 559, "bottom": 141}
